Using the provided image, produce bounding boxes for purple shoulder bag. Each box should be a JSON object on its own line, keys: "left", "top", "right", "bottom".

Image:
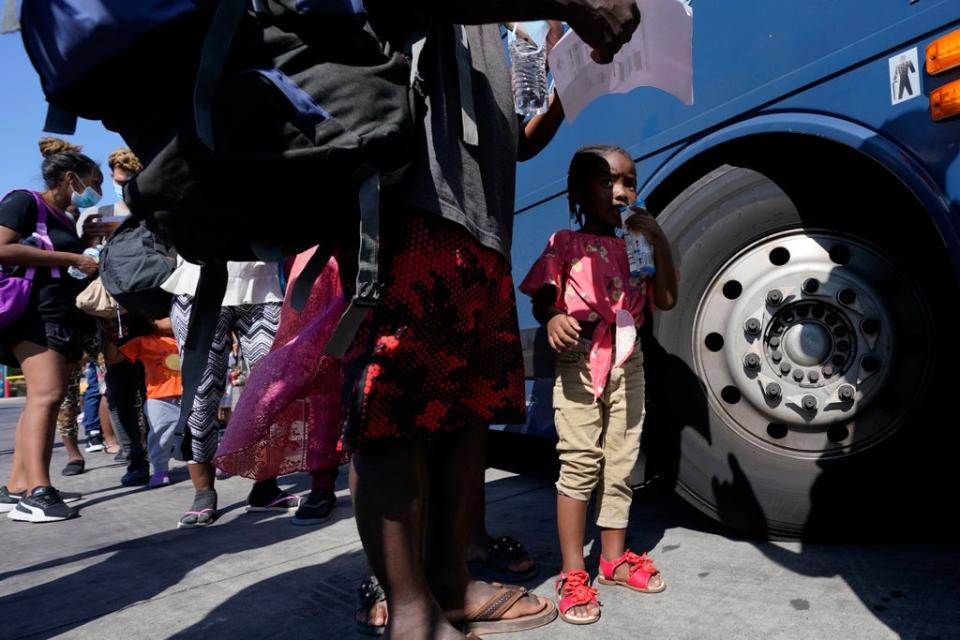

{"left": 0, "top": 191, "right": 62, "bottom": 331}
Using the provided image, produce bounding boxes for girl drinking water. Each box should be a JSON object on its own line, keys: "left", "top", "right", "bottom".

{"left": 520, "top": 144, "right": 678, "bottom": 625}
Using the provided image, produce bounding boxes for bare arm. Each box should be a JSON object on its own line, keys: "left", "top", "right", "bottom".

{"left": 0, "top": 226, "right": 95, "bottom": 273}
{"left": 377, "top": 0, "right": 641, "bottom": 63}
{"left": 518, "top": 90, "right": 565, "bottom": 161}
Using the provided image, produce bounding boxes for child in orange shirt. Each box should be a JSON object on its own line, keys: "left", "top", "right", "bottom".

{"left": 119, "top": 319, "right": 182, "bottom": 488}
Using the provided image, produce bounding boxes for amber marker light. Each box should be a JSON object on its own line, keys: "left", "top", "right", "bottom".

{"left": 930, "top": 79, "right": 960, "bottom": 121}
{"left": 926, "top": 30, "right": 960, "bottom": 75}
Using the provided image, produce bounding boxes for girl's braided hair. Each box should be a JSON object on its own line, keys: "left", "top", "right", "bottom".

{"left": 566, "top": 144, "right": 630, "bottom": 226}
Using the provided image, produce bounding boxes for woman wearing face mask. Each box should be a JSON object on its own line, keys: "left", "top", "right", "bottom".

{"left": 0, "top": 141, "right": 104, "bottom": 523}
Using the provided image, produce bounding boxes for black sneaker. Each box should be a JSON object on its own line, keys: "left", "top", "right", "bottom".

{"left": 291, "top": 489, "right": 337, "bottom": 526}
{"left": 84, "top": 430, "right": 104, "bottom": 453}
{"left": 8, "top": 487, "right": 77, "bottom": 523}
{"left": 0, "top": 485, "right": 25, "bottom": 514}
{"left": 121, "top": 459, "right": 150, "bottom": 487}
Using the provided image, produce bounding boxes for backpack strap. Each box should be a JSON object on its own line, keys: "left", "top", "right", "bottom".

{"left": 323, "top": 172, "right": 382, "bottom": 357}
{"left": 26, "top": 191, "right": 61, "bottom": 279}
{"left": 194, "top": 0, "right": 249, "bottom": 150}
{"left": 173, "top": 261, "right": 228, "bottom": 451}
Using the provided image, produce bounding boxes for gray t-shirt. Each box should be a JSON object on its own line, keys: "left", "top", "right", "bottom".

{"left": 401, "top": 24, "right": 519, "bottom": 261}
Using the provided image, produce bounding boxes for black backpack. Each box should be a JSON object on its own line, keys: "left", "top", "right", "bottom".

{"left": 99, "top": 216, "right": 177, "bottom": 321}
{"left": 18, "top": 0, "right": 425, "bottom": 439}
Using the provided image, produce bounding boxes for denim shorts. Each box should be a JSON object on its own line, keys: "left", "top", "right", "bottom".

{"left": 0, "top": 312, "right": 85, "bottom": 366}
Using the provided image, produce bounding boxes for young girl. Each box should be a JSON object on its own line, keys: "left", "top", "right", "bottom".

{"left": 520, "top": 144, "right": 678, "bottom": 625}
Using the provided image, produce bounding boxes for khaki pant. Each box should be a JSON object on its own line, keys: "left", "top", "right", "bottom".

{"left": 553, "top": 339, "right": 645, "bottom": 529}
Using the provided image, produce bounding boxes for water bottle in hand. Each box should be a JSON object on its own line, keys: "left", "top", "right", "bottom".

{"left": 68, "top": 247, "right": 100, "bottom": 280}
{"left": 509, "top": 23, "right": 549, "bottom": 117}
{"left": 620, "top": 204, "right": 656, "bottom": 277}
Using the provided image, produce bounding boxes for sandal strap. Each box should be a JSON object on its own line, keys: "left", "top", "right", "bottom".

{"left": 555, "top": 570, "right": 599, "bottom": 615}
{"left": 463, "top": 584, "right": 527, "bottom": 623}
{"left": 356, "top": 576, "right": 386, "bottom": 609}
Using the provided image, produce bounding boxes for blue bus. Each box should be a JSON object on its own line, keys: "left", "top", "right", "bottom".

{"left": 511, "top": 1, "right": 960, "bottom": 538}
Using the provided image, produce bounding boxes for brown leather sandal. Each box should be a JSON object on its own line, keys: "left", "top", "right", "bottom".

{"left": 460, "top": 583, "right": 558, "bottom": 636}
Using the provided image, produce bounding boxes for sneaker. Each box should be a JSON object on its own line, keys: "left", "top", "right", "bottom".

{"left": 148, "top": 472, "right": 172, "bottom": 489}
{"left": 291, "top": 489, "right": 336, "bottom": 525}
{"left": 215, "top": 469, "right": 232, "bottom": 481}
{"left": 84, "top": 431, "right": 104, "bottom": 453}
{"left": 121, "top": 459, "right": 150, "bottom": 487}
{"left": 246, "top": 488, "right": 300, "bottom": 513}
{"left": 8, "top": 487, "right": 77, "bottom": 523}
{"left": 0, "top": 486, "right": 25, "bottom": 514}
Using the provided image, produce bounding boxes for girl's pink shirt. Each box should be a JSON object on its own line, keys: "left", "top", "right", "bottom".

{"left": 520, "top": 229, "right": 653, "bottom": 399}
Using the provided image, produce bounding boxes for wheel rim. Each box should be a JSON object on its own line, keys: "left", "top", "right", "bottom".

{"left": 693, "top": 230, "right": 934, "bottom": 460}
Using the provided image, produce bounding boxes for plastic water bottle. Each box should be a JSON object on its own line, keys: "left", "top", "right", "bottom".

{"left": 68, "top": 247, "right": 100, "bottom": 280}
{"left": 620, "top": 204, "right": 656, "bottom": 277}
{"left": 509, "top": 24, "right": 549, "bottom": 117}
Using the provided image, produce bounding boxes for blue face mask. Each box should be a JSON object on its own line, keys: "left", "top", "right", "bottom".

{"left": 71, "top": 180, "right": 102, "bottom": 209}
{"left": 114, "top": 182, "right": 124, "bottom": 201}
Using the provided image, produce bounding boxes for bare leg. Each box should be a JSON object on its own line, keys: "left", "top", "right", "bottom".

{"left": 351, "top": 441, "right": 464, "bottom": 640}
{"left": 62, "top": 435, "right": 84, "bottom": 464}
{"left": 188, "top": 461, "right": 216, "bottom": 491}
{"left": 349, "top": 465, "right": 389, "bottom": 630}
{"left": 425, "top": 425, "right": 547, "bottom": 623}
{"left": 557, "top": 494, "right": 600, "bottom": 619}
{"left": 11, "top": 342, "right": 71, "bottom": 491}
{"left": 99, "top": 396, "right": 119, "bottom": 451}
{"left": 6, "top": 413, "right": 28, "bottom": 493}
{"left": 466, "top": 472, "right": 535, "bottom": 575}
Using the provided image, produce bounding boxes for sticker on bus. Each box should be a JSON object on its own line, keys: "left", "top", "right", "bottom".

{"left": 889, "top": 48, "right": 920, "bottom": 106}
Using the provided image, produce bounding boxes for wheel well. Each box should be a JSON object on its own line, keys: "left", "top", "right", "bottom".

{"left": 644, "top": 133, "right": 946, "bottom": 259}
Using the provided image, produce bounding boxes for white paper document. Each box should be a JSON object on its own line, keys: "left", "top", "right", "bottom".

{"left": 548, "top": 0, "right": 693, "bottom": 122}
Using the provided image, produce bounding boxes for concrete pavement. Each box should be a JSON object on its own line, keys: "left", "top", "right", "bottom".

{"left": 1, "top": 397, "right": 958, "bottom": 640}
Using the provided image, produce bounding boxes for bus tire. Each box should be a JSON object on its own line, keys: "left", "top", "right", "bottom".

{"left": 645, "top": 164, "right": 953, "bottom": 539}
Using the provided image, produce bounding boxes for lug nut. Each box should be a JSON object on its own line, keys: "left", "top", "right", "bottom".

{"left": 744, "top": 318, "right": 762, "bottom": 335}
{"left": 766, "top": 289, "right": 784, "bottom": 306}
{"left": 801, "top": 395, "right": 818, "bottom": 411}
{"left": 771, "top": 350, "right": 783, "bottom": 363}
{"left": 862, "top": 319, "right": 880, "bottom": 335}
{"left": 793, "top": 369, "right": 805, "bottom": 382}
{"left": 862, "top": 356, "right": 880, "bottom": 373}
{"left": 766, "top": 383, "right": 782, "bottom": 398}
{"left": 822, "top": 365, "right": 835, "bottom": 378}
{"left": 838, "top": 288, "right": 857, "bottom": 305}
{"left": 838, "top": 385, "right": 856, "bottom": 402}
{"left": 744, "top": 353, "right": 761, "bottom": 370}
{"left": 769, "top": 336, "right": 781, "bottom": 349}
{"left": 803, "top": 278, "right": 820, "bottom": 294}
{"left": 808, "top": 371, "right": 820, "bottom": 383}
{"left": 780, "top": 361, "right": 792, "bottom": 374}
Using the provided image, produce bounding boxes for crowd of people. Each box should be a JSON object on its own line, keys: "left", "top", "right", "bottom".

{"left": 0, "top": 1, "right": 685, "bottom": 637}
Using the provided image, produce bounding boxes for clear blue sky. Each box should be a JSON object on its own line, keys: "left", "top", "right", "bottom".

{"left": 0, "top": 33, "right": 124, "bottom": 201}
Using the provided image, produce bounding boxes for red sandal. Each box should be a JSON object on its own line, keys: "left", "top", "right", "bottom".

{"left": 555, "top": 569, "right": 601, "bottom": 625}
{"left": 598, "top": 550, "right": 666, "bottom": 593}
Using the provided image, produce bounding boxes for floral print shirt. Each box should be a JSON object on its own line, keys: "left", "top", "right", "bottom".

{"left": 520, "top": 230, "right": 653, "bottom": 398}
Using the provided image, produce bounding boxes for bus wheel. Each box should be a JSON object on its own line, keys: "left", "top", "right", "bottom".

{"left": 648, "top": 164, "right": 950, "bottom": 539}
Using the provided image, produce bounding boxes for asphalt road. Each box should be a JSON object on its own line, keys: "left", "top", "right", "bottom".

{"left": 1, "top": 397, "right": 958, "bottom": 640}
